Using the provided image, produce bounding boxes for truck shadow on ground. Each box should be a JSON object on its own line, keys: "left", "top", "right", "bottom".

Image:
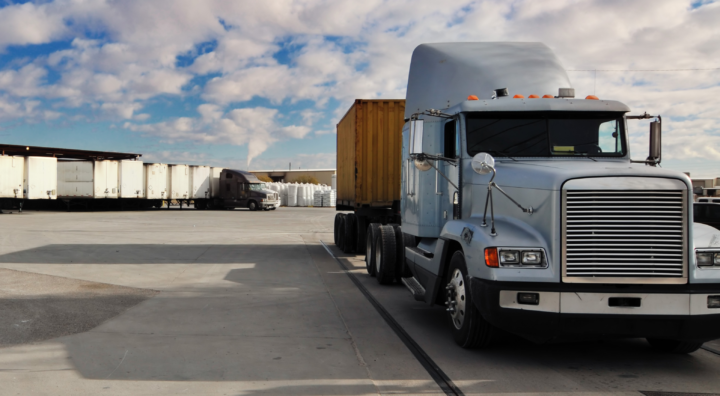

{"left": 0, "top": 244, "right": 301, "bottom": 265}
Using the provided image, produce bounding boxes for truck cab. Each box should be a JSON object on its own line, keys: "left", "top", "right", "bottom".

{"left": 384, "top": 43, "right": 720, "bottom": 352}
{"left": 216, "top": 169, "right": 279, "bottom": 211}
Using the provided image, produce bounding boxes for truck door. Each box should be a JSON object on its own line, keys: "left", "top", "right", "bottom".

{"left": 239, "top": 183, "right": 248, "bottom": 204}
{"left": 223, "top": 172, "right": 239, "bottom": 207}
{"left": 440, "top": 119, "right": 461, "bottom": 224}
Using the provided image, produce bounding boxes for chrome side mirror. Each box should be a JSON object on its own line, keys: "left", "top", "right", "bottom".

{"left": 471, "top": 152, "right": 495, "bottom": 175}
{"left": 409, "top": 119, "right": 424, "bottom": 155}
{"left": 649, "top": 119, "right": 661, "bottom": 164}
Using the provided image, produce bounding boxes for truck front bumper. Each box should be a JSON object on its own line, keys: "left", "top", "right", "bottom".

{"left": 262, "top": 200, "right": 279, "bottom": 209}
{"left": 471, "top": 278, "right": 720, "bottom": 343}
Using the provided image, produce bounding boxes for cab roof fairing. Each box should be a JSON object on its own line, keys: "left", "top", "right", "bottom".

{"left": 405, "top": 42, "right": 573, "bottom": 120}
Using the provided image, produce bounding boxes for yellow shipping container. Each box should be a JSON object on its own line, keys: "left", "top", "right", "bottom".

{"left": 336, "top": 99, "right": 406, "bottom": 210}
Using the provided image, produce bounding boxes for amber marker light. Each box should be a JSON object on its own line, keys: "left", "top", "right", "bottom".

{"left": 528, "top": 94, "right": 539, "bottom": 99}
{"left": 585, "top": 95, "right": 599, "bottom": 100}
{"left": 467, "top": 95, "right": 479, "bottom": 100}
{"left": 542, "top": 94, "right": 554, "bottom": 98}
{"left": 485, "top": 247, "right": 499, "bottom": 267}
{"left": 513, "top": 94, "right": 525, "bottom": 99}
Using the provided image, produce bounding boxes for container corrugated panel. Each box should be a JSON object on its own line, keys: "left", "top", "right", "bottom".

{"left": 118, "top": 160, "right": 144, "bottom": 198}
{"left": 336, "top": 99, "right": 405, "bottom": 209}
{"left": 189, "top": 165, "right": 211, "bottom": 199}
{"left": 57, "top": 161, "right": 93, "bottom": 197}
{"left": 93, "top": 160, "right": 119, "bottom": 198}
{"left": 0, "top": 156, "right": 24, "bottom": 198}
{"left": 168, "top": 164, "right": 190, "bottom": 199}
{"left": 24, "top": 156, "right": 57, "bottom": 199}
{"left": 144, "top": 163, "right": 168, "bottom": 199}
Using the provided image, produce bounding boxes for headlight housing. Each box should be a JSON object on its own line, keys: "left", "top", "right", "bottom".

{"left": 486, "top": 248, "right": 547, "bottom": 268}
{"left": 696, "top": 250, "right": 720, "bottom": 268}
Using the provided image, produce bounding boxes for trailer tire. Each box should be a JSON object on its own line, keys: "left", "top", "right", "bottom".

{"left": 365, "top": 223, "right": 381, "bottom": 276}
{"left": 646, "top": 338, "right": 704, "bottom": 354}
{"left": 337, "top": 215, "right": 346, "bottom": 251}
{"left": 446, "top": 251, "right": 497, "bottom": 349}
{"left": 375, "top": 225, "right": 397, "bottom": 285}
{"left": 342, "top": 213, "right": 357, "bottom": 253}
{"left": 333, "top": 214, "right": 342, "bottom": 245}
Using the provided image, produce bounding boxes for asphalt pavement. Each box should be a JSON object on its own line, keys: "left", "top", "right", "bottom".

{"left": 0, "top": 207, "right": 718, "bottom": 395}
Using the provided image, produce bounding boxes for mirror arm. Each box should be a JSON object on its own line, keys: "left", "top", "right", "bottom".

{"left": 481, "top": 164, "right": 534, "bottom": 237}
{"left": 425, "top": 159, "right": 458, "bottom": 190}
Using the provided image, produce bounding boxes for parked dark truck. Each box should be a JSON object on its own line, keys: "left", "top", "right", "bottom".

{"left": 334, "top": 42, "right": 720, "bottom": 353}
{"left": 199, "top": 169, "right": 279, "bottom": 211}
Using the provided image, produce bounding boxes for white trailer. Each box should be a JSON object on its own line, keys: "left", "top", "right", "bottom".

{"left": 189, "top": 165, "right": 211, "bottom": 200}
{"left": 144, "top": 163, "right": 168, "bottom": 200}
{"left": 57, "top": 161, "right": 93, "bottom": 197}
{"left": 57, "top": 160, "right": 119, "bottom": 199}
{"left": 0, "top": 156, "right": 24, "bottom": 198}
{"left": 168, "top": 164, "right": 189, "bottom": 200}
{"left": 118, "top": 160, "right": 144, "bottom": 198}
{"left": 210, "top": 167, "right": 224, "bottom": 198}
{"left": 24, "top": 156, "right": 57, "bottom": 200}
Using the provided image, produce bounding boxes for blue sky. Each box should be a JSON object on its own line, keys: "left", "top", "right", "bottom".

{"left": 0, "top": 0, "right": 719, "bottom": 176}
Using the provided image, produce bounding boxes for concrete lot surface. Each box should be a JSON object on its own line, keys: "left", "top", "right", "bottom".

{"left": 0, "top": 207, "right": 719, "bottom": 395}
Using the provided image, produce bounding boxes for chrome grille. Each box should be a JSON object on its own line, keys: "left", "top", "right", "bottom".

{"left": 563, "top": 190, "right": 687, "bottom": 281}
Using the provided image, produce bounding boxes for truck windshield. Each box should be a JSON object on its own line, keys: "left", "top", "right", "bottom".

{"left": 466, "top": 111, "right": 626, "bottom": 157}
{"left": 248, "top": 183, "right": 266, "bottom": 191}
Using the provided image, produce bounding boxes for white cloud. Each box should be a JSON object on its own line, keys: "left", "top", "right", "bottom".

{"left": 0, "top": 0, "right": 719, "bottom": 174}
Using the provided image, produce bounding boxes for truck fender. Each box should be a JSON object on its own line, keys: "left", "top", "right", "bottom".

{"left": 440, "top": 215, "right": 551, "bottom": 281}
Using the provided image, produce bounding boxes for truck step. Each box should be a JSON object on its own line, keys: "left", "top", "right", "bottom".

{"left": 401, "top": 276, "right": 426, "bottom": 301}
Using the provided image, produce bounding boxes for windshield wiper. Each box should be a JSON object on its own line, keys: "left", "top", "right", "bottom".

{"left": 575, "top": 152, "right": 597, "bottom": 162}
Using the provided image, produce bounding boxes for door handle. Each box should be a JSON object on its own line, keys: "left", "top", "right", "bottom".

{"left": 435, "top": 153, "right": 442, "bottom": 195}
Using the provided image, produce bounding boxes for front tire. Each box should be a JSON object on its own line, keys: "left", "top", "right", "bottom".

{"left": 446, "top": 251, "right": 497, "bottom": 349}
{"left": 646, "top": 338, "right": 704, "bottom": 354}
{"left": 248, "top": 201, "right": 258, "bottom": 211}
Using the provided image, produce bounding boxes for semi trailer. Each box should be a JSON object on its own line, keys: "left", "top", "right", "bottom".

{"left": 334, "top": 42, "right": 720, "bottom": 353}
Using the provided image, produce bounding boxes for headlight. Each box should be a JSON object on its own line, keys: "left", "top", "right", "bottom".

{"left": 696, "top": 251, "right": 720, "bottom": 267}
{"left": 494, "top": 248, "right": 546, "bottom": 268}
{"left": 499, "top": 250, "right": 519, "bottom": 264}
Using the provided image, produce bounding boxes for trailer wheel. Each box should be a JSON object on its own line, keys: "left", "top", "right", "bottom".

{"left": 337, "top": 214, "right": 346, "bottom": 251}
{"left": 445, "top": 251, "right": 497, "bottom": 349}
{"left": 375, "top": 225, "right": 397, "bottom": 285}
{"left": 333, "top": 214, "right": 342, "bottom": 245}
{"left": 342, "top": 213, "right": 357, "bottom": 253}
{"left": 365, "top": 223, "right": 381, "bottom": 276}
{"left": 646, "top": 338, "right": 704, "bottom": 354}
{"left": 248, "top": 200, "right": 258, "bottom": 211}
{"left": 354, "top": 215, "right": 367, "bottom": 254}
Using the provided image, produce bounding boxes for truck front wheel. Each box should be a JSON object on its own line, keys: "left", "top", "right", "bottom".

{"left": 248, "top": 201, "right": 258, "bottom": 211}
{"left": 446, "top": 251, "right": 497, "bottom": 349}
{"left": 646, "top": 338, "right": 704, "bottom": 354}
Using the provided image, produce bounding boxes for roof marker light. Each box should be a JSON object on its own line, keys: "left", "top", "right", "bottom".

{"left": 528, "top": 94, "right": 539, "bottom": 99}
{"left": 585, "top": 95, "right": 599, "bottom": 100}
{"left": 467, "top": 95, "right": 479, "bottom": 100}
{"left": 542, "top": 94, "right": 554, "bottom": 99}
{"left": 513, "top": 94, "right": 525, "bottom": 99}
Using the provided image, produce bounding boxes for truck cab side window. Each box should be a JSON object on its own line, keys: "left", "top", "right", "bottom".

{"left": 226, "top": 173, "right": 232, "bottom": 179}
{"left": 444, "top": 120, "right": 457, "bottom": 158}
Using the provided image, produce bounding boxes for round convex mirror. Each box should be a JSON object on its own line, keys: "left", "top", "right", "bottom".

{"left": 471, "top": 152, "right": 495, "bottom": 175}
{"left": 414, "top": 159, "right": 432, "bottom": 171}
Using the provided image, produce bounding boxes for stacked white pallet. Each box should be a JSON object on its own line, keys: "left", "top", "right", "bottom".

{"left": 0, "top": 156, "right": 24, "bottom": 198}
{"left": 313, "top": 189, "right": 336, "bottom": 207}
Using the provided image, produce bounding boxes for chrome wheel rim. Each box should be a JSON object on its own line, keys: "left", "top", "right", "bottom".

{"left": 448, "top": 268, "right": 466, "bottom": 329}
